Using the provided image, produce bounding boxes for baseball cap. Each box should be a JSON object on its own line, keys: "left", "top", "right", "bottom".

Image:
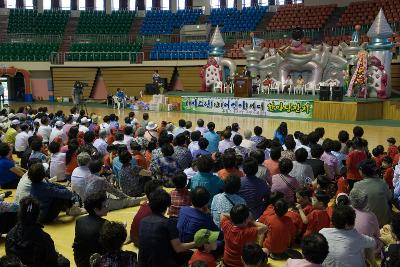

{"left": 194, "top": 229, "right": 219, "bottom": 247}
{"left": 0, "top": 116, "right": 7, "bottom": 123}
{"left": 8, "top": 113, "right": 15, "bottom": 119}
{"left": 55, "top": 121, "right": 65, "bottom": 127}
{"left": 11, "top": 119, "right": 20, "bottom": 125}
{"left": 80, "top": 117, "right": 91, "bottom": 124}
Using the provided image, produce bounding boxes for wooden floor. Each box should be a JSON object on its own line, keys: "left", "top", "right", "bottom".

{"left": 1, "top": 102, "right": 398, "bottom": 266}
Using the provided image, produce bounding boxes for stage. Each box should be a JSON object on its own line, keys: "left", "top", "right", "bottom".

{"left": 143, "top": 91, "right": 400, "bottom": 121}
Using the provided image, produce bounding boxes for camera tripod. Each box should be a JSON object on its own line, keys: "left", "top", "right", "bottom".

{"left": 76, "top": 98, "right": 88, "bottom": 115}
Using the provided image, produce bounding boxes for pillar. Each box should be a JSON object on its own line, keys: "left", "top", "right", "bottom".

{"left": 204, "top": 0, "right": 210, "bottom": 15}
{"left": 86, "top": 0, "right": 94, "bottom": 9}
{"left": 152, "top": 0, "right": 160, "bottom": 9}
{"left": 137, "top": 0, "right": 144, "bottom": 10}
{"left": 105, "top": 0, "right": 111, "bottom": 13}
{"left": 236, "top": 0, "right": 242, "bottom": 9}
{"left": 51, "top": 0, "right": 60, "bottom": 8}
{"left": 220, "top": 0, "right": 226, "bottom": 8}
{"left": 185, "top": 0, "right": 191, "bottom": 8}
{"left": 16, "top": 0, "right": 24, "bottom": 8}
{"left": 170, "top": 0, "right": 177, "bottom": 13}
{"left": 71, "top": 0, "right": 78, "bottom": 10}
{"left": 0, "top": 0, "right": 4, "bottom": 8}
{"left": 37, "top": 0, "right": 43, "bottom": 12}
{"left": 120, "top": 0, "right": 128, "bottom": 9}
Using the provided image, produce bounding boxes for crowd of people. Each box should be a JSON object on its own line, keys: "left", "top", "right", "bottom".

{"left": 0, "top": 104, "right": 400, "bottom": 267}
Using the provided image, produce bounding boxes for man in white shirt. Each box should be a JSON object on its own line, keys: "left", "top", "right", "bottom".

{"left": 320, "top": 205, "right": 377, "bottom": 267}
{"left": 188, "top": 131, "right": 201, "bottom": 157}
{"left": 218, "top": 130, "right": 234, "bottom": 153}
{"left": 241, "top": 129, "right": 256, "bottom": 152}
{"left": 0, "top": 83, "right": 4, "bottom": 102}
{"left": 37, "top": 117, "right": 52, "bottom": 144}
{"left": 71, "top": 152, "right": 91, "bottom": 200}
{"left": 15, "top": 123, "right": 30, "bottom": 158}
{"left": 230, "top": 123, "right": 240, "bottom": 142}
{"left": 93, "top": 129, "right": 108, "bottom": 157}
{"left": 78, "top": 117, "right": 90, "bottom": 133}
{"left": 49, "top": 121, "right": 66, "bottom": 143}
{"left": 195, "top": 119, "right": 208, "bottom": 136}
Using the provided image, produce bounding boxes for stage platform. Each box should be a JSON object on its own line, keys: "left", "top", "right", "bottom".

{"left": 143, "top": 91, "right": 400, "bottom": 122}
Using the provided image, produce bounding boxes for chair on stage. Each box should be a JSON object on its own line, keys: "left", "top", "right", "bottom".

{"left": 268, "top": 80, "right": 281, "bottom": 94}
{"left": 261, "top": 78, "right": 273, "bottom": 94}
{"left": 213, "top": 81, "right": 223, "bottom": 93}
{"left": 224, "top": 82, "right": 234, "bottom": 94}
{"left": 305, "top": 81, "right": 318, "bottom": 95}
{"left": 294, "top": 84, "right": 305, "bottom": 95}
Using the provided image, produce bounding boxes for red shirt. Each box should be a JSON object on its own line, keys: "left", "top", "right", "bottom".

{"left": 336, "top": 177, "right": 349, "bottom": 195}
{"left": 221, "top": 216, "right": 258, "bottom": 267}
{"left": 388, "top": 145, "right": 398, "bottom": 160}
{"left": 303, "top": 204, "right": 313, "bottom": 216}
{"left": 304, "top": 209, "right": 330, "bottom": 237}
{"left": 394, "top": 154, "right": 400, "bottom": 165}
{"left": 262, "top": 213, "right": 295, "bottom": 254}
{"left": 263, "top": 159, "right": 280, "bottom": 176}
{"left": 65, "top": 153, "right": 78, "bottom": 175}
{"left": 168, "top": 188, "right": 191, "bottom": 218}
{"left": 145, "top": 150, "right": 152, "bottom": 169}
{"left": 133, "top": 152, "right": 147, "bottom": 169}
{"left": 384, "top": 167, "right": 394, "bottom": 189}
{"left": 189, "top": 250, "right": 216, "bottom": 267}
{"left": 374, "top": 155, "right": 385, "bottom": 168}
{"left": 130, "top": 201, "right": 152, "bottom": 246}
{"left": 286, "top": 210, "right": 303, "bottom": 235}
{"left": 346, "top": 150, "right": 367, "bottom": 181}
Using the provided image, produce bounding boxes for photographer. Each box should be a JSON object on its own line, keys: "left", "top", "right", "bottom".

{"left": 72, "top": 81, "right": 88, "bottom": 107}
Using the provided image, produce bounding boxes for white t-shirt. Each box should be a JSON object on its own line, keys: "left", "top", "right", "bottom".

{"left": 50, "top": 152, "right": 66, "bottom": 181}
{"left": 71, "top": 166, "right": 91, "bottom": 200}
{"left": 15, "top": 131, "right": 30, "bottom": 152}
{"left": 320, "top": 228, "right": 375, "bottom": 267}
{"left": 49, "top": 127, "right": 65, "bottom": 143}
{"left": 37, "top": 125, "right": 52, "bottom": 143}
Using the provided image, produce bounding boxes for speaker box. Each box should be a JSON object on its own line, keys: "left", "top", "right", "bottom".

{"left": 319, "top": 86, "right": 330, "bottom": 101}
{"left": 332, "top": 86, "right": 344, "bottom": 101}
{"left": 145, "top": 84, "right": 159, "bottom": 95}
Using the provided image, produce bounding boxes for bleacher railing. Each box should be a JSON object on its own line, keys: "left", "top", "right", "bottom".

{"left": 0, "top": 33, "right": 63, "bottom": 43}
{"left": 0, "top": 55, "right": 52, "bottom": 61}
{"left": 140, "top": 34, "right": 208, "bottom": 46}
{"left": 148, "top": 50, "right": 208, "bottom": 60}
{"left": 71, "top": 34, "right": 141, "bottom": 44}
{"left": 50, "top": 52, "right": 144, "bottom": 64}
{"left": 324, "top": 22, "right": 400, "bottom": 37}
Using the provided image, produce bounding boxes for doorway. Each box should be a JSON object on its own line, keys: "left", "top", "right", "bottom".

{"left": 0, "top": 77, "right": 9, "bottom": 104}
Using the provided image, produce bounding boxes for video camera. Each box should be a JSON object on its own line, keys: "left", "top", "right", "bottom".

{"left": 73, "top": 81, "right": 88, "bottom": 95}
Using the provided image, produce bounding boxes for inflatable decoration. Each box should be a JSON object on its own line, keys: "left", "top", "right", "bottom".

{"left": 237, "top": 8, "right": 394, "bottom": 99}
{"left": 200, "top": 26, "right": 236, "bottom": 92}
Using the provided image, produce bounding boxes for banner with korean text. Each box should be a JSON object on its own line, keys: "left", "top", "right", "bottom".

{"left": 181, "top": 96, "right": 314, "bottom": 119}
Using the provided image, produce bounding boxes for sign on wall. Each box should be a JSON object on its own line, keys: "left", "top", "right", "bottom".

{"left": 182, "top": 96, "right": 314, "bottom": 119}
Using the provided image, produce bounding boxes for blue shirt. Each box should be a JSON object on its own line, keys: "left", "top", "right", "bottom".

{"left": 190, "top": 172, "right": 224, "bottom": 201}
{"left": 204, "top": 131, "right": 220, "bottom": 153}
{"left": 0, "top": 157, "right": 17, "bottom": 185}
{"left": 30, "top": 181, "right": 73, "bottom": 219}
{"left": 211, "top": 192, "right": 246, "bottom": 228}
{"left": 274, "top": 130, "right": 286, "bottom": 145}
{"left": 29, "top": 151, "right": 47, "bottom": 162}
{"left": 238, "top": 175, "right": 270, "bottom": 219}
{"left": 177, "top": 206, "right": 219, "bottom": 243}
{"left": 112, "top": 156, "right": 137, "bottom": 181}
{"left": 192, "top": 149, "right": 212, "bottom": 159}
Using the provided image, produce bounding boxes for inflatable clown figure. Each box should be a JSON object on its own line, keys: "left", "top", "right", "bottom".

{"left": 368, "top": 56, "right": 389, "bottom": 99}
{"left": 200, "top": 26, "right": 236, "bottom": 92}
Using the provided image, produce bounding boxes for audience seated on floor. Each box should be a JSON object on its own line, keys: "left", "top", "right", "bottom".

{"left": 1, "top": 104, "right": 400, "bottom": 267}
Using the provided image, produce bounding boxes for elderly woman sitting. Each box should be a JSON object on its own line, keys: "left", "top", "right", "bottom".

{"left": 350, "top": 188, "right": 384, "bottom": 254}
{"left": 71, "top": 152, "right": 92, "bottom": 200}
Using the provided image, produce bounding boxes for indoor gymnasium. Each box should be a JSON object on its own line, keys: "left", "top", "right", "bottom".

{"left": 1, "top": 0, "right": 400, "bottom": 266}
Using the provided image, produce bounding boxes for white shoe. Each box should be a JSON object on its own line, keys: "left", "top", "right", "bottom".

{"left": 49, "top": 177, "right": 58, "bottom": 183}
{"left": 66, "top": 205, "right": 87, "bottom": 216}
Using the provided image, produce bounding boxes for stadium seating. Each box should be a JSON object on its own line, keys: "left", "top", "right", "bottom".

{"left": 68, "top": 42, "right": 142, "bottom": 61}
{"left": 337, "top": 0, "right": 400, "bottom": 27}
{"left": 0, "top": 43, "right": 59, "bottom": 61}
{"left": 227, "top": 38, "right": 295, "bottom": 59}
{"left": 150, "top": 42, "right": 209, "bottom": 60}
{"left": 76, "top": 10, "right": 135, "bottom": 34}
{"left": 267, "top": 4, "right": 335, "bottom": 30}
{"left": 7, "top": 9, "right": 69, "bottom": 34}
{"left": 209, "top": 6, "right": 267, "bottom": 33}
{"left": 140, "top": 9, "right": 202, "bottom": 35}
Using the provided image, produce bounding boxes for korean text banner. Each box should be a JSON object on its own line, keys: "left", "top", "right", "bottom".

{"left": 181, "top": 96, "right": 313, "bottom": 119}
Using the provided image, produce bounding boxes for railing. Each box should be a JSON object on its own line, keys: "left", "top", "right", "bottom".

{"left": 140, "top": 34, "right": 208, "bottom": 45}
{"left": 0, "top": 55, "right": 51, "bottom": 61}
{"left": 71, "top": 34, "right": 140, "bottom": 43}
{"left": 148, "top": 50, "right": 208, "bottom": 60}
{"left": 0, "top": 33, "right": 63, "bottom": 43}
{"left": 324, "top": 22, "right": 400, "bottom": 37}
{"left": 50, "top": 51, "right": 145, "bottom": 64}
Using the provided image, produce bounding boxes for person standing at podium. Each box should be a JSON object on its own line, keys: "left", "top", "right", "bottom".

{"left": 252, "top": 75, "right": 261, "bottom": 94}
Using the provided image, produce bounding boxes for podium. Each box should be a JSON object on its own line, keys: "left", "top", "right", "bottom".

{"left": 234, "top": 76, "right": 252, "bottom": 97}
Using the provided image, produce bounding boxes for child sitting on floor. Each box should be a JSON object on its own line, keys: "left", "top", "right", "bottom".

{"left": 297, "top": 190, "right": 331, "bottom": 237}
{"left": 387, "top": 137, "right": 398, "bottom": 161}
{"left": 168, "top": 172, "right": 191, "bottom": 218}
{"left": 381, "top": 156, "right": 394, "bottom": 190}
{"left": 188, "top": 229, "right": 219, "bottom": 267}
{"left": 221, "top": 204, "right": 267, "bottom": 267}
